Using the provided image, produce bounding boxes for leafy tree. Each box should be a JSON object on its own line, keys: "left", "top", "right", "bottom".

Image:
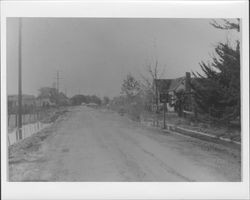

{"left": 191, "top": 19, "right": 240, "bottom": 124}
{"left": 57, "top": 92, "right": 70, "bottom": 106}
{"left": 121, "top": 73, "right": 141, "bottom": 99}
{"left": 70, "top": 94, "right": 102, "bottom": 106}
{"left": 119, "top": 73, "right": 143, "bottom": 121}
{"left": 70, "top": 95, "right": 87, "bottom": 105}
{"left": 38, "top": 87, "right": 58, "bottom": 104}
{"left": 89, "top": 95, "right": 102, "bottom": 105}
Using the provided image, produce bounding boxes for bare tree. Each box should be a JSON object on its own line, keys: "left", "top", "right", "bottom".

{"left": 140, "top": 60, "right": 165, "bottom": 113}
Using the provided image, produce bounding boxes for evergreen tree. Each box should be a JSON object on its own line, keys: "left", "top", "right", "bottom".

{"left": 191, "top": 19, "right": 240, "bottom": 124}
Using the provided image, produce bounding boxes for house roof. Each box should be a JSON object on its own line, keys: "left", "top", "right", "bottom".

{"left": 155, "top": 77, "right": 185, "bottom": 93}
{"left": 154, "top": 79, "right": 172, "bottom": 93}
{"left": 168, "top": 77, "right": 186, "bottom": 91}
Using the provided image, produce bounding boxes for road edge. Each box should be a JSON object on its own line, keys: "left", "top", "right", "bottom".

{"left": 163, "top": 124, "right": 241, "bottom": 145}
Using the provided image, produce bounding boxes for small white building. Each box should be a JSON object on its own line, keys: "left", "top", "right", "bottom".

{"left": 36, "top": 97, "right": 55, "bottom": 107}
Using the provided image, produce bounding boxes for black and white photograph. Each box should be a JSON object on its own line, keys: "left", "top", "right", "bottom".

{"left": 1, "top": 1, "right": 249, "bottom": 199}
{"left": 6, "top": 17, "right": 242, "bottom": 182}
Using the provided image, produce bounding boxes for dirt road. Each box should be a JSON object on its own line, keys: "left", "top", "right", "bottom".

{"left": 9, "top": 106, "right": 241, "bottom": 181}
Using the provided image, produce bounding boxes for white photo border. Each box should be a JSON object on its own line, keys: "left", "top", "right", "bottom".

{"left": 1, "top": 1, "right": 249, "bottom": 199}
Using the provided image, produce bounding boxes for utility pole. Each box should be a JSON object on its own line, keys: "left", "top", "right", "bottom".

{"left": 159, "top": 93, "right": 168, "bottom": 129}
{"left": 17, "top": 18, "right": 23, "bottom": 140}
{"left": 56, "top": 71, "right": 60, "bottom": 106}
{"left": 55, "top": 70, "right": 62, "bottom": 106}
{"left": 56, "top": 71, "right": 60, "bottom": 93}
{"left": 55, "top": 70, "right": 63, "bottom": 93}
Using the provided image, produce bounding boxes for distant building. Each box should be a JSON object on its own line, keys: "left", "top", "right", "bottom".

{"left": 8, "top": 94, "right": 56, "bottom": 113}
{"left": 36, "top": 96, "right": 55, "bottom": 107}
{"left": 36, "top": 87, "right": 70, "bottom": 107}
{"left": 8, "top": 94, "right": 36, "bottom": 113}
{"left": 8, "top": 94, "right": 36, "bottom": 107}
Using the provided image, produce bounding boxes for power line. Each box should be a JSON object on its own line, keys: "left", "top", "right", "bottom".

{"left": 56, "top": 71, "right": 60, "bottom": 93}
{"left": 54, "top": 70, "right": 63, "bottom": 93}
{"left": 18, "top": 18, "right": 22, "bottom": 140}
{"left": 54, "top": 70, "right": 63, "bottom": 106}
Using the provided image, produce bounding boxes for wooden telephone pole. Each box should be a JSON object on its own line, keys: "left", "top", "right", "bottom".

{"left": 159, "top": 93, "right": 168, "bottom": 129}
{"left": 17, "top": 18, "right": 23, "bottom": 140}
{"left": 56, "top": 71, "right": 60, "bottom": 93}
{"left": 55, "top": 70, "right": 62, "bottom": 106}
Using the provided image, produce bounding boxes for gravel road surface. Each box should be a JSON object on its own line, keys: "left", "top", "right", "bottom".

{"left": 9, "top": 106, "right": 241, "bottom": 181}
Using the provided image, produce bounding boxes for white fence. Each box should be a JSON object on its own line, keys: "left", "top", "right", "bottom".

{"left": 8, "top": 122, "right": 52, "bottom": 146}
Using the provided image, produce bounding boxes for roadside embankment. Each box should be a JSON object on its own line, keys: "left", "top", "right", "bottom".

{"left": 8, "top": 107, "right": 72, "bottom": 181}
{"left": 8, "top": 107, "right": 69, "bottom": 146}
{"left": 140, "top": 111, "right": 241, "bottom": 145}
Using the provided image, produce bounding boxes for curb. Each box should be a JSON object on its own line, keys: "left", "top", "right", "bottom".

{"left": 127, "top": 113, "right": 241, "bottom": 146}
{"left": 163, "top": 124, "right": 241, "bottom": 145}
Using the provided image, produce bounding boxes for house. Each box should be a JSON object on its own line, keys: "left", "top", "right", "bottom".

{"left": 8, "top": 94, "right": 36, "bottom": 106}
{"left": 36, "top": 87, "right": 70, "bottom": 107}
{"left": 154, "top": 72, "right": 192, "bottom": 112}
{"left": 8, "top": 94, "right": 36, "bottom": 113}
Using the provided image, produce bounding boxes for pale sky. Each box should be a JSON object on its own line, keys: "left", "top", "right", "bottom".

{"left": 7, "top": 18, "right": 239, "bottom": 98}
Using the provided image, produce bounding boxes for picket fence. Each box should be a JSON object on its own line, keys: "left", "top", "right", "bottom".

{"left": 8, "top": 122, "right": 52, "bottom": 146}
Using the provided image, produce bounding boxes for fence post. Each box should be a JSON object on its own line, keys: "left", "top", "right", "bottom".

{"left": 163, "top": 102, "right": 166, "bottom": 129}
{"left": 15, "top": 113, "right": 18, "bottom": 128}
